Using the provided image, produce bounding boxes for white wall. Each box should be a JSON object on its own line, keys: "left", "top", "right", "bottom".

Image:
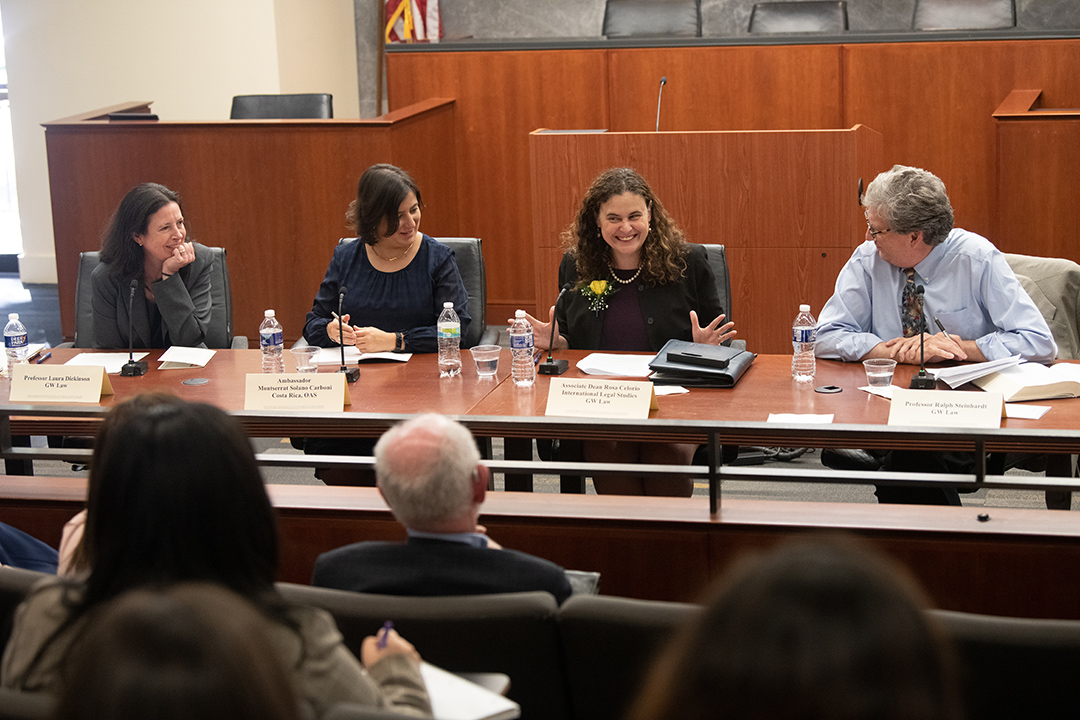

{"left": 1, "top": 0, "right": 358, "bottom": 284}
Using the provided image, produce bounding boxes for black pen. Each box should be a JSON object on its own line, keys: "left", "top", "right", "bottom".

{"left": 36, "top": 351, "right": 52, "bottom": 364}
{"left": 933, "top": 316, "right": 949, "bottom": 336}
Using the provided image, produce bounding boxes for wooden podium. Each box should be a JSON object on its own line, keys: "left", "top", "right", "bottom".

{"left": 529, "top": 126, "right": 882, "bottom": 354}
{"left": 993, "top": 89, "right": 1080, "bottom": 264}
{"left": 43, "top": 99, "right": 459, "bottom": 344}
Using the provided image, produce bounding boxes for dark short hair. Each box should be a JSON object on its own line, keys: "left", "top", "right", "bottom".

{"left": 82, "top": 395, "right": 278, "bottom": 608}
{"left": 55, "top": 583, "right": 299, "bottom": 720}
{"left": 345, "top": 164, "right": 423, "bottom": 244}
{"left": 630, "top": 537, "right": 962, "bottom": 720}
{"left": 100, "top": 183, "right": 186, "bottom": 280}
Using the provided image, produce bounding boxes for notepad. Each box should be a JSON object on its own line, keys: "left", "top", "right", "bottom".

{"left": 420, "top": 662, "right": 521, "bottom": 720}
{"left": 315, "top": 347, "right": 410, "bottom": 365}
{"left": 157, "top": 346, "right": 215, "bottom": 369}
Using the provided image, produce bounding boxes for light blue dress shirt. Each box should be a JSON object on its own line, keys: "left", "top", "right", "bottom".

{"left": 816, "top": 229, "right": 1057, "bottom": 363}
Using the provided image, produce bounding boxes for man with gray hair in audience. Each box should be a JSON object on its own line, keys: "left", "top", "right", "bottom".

{"left": 816, "top": 164, "right": 1056, "bottom": 505}
{"left": 312, "top": 414, "right": 573, "bottom": 604}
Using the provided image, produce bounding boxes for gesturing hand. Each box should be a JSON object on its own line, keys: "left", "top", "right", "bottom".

{"left": 690, "top": 311, "right": 737, "bottom": 346}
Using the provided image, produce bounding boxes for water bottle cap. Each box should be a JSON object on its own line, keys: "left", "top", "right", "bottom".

{"left": 444, "top": 302, "right": 453, "bottom": 308}
{"left": 799, "top": 304, "right": 810, "bottom": 312}
{"left": 7, "top": 313, "right": 17, "bottom": 322}
{"left": 264, "top": 309, "right": 275, "bottom": 317}
{"left": 515, "top": 309, "right": 525, "bottom": 318}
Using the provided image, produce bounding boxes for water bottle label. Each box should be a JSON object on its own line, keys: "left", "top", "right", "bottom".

{"left": 509, "top": 334, "right": 533, "bottom": 350}
{"left": 4, "top": 334, "right": 27, "bottom": 350}
{"left": 259, "top": 331, "right": 283, "bottom": 348}
{"left": 437, "top": 323, "right": 460, "bottom": 339}
{"left": 793, "top": 327, "right": 816, "bottom": 344}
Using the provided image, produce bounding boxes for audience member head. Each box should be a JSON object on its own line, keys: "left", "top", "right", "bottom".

{"left": 563, "top": 167, "right": 688, "bottom": 286}
{"left": 100, "top": 182, "right": 186, "bottom": 279}
{"left": 629, "top": 537, "right": 962, "bottom": 720}
{"left": 81, "top": 394, "right": 278, "bottom": 608}
{"left": 374, "top": 414, "right": 485, "bottom": 533}
{"left": 863, "top": 165, "right": 954, "bottom": 247}
{"left": 346, "top": 163, "right": 423, "bottom": 245}
{"left": 54, "top": 583, "right": 299, "bottom": 720}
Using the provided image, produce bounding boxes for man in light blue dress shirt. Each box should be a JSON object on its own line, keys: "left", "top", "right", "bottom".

{"left": 816, "top": 165, "right": 1056, "bottom": 505}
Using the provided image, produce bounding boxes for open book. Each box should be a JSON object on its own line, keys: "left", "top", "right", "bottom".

{"left": 973, "top": 362, "right": 1080, "bottom": 402}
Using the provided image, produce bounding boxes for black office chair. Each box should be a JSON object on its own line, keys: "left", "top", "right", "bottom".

{"left": 748, "top": 1, "right": 849, "bottom": 34}
{"left": 602, "top": 0, "right": 702, "bottom": 38}
{"left": 229, "top": 93, "right": 333, "bottom": 120}
{"left": 912, "top": 0, "right": 1015, "bottom": 30}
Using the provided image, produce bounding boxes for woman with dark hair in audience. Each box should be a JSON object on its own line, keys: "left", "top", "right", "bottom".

{"left": 524, "top": 167, "right": 736, "bottom": 496}
{"left": 0, "top": 394, "right": 431, "bottom": 718}
{"left": 93, "top": 183, "right": 214, "bottom": 349}
{"left": 54, "top": 583, "right": 301, "bottom": 720}
{"left": 628, "top": 538, "right": 962, "bottom": 720}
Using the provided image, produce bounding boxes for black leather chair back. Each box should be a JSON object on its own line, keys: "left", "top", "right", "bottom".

{"left": 702, "top": 243, "right": 746, "bottom": 350}
{"left": 749, "top": 1, "right": 849, "bottom": 33}
{"left": 603, "top": 0, "right": 702, "bottom": 38}
{"left": 229, "top": 93, "right": 333, "bottom": 119}
{"left": 913, "top": 0, "right": 1015, "bottom": 30}
{"left": 277, "top": 584, "right": 570, "bottom": 720}
{"left": 70, "top": 247, "right": 241, "bottom": 349}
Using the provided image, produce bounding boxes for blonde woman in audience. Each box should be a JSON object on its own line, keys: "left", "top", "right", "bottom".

{"left": 629, "top": 537, "right": 962, "bottom": 720}
{"left": 0, "top": 394, "right": 431, "bottom": 718}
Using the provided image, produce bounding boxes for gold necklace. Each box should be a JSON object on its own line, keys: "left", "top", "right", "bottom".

{"left": 608, "top": 263, "right": 643, "bottom": 284}
{"left": 372, "top": 237, "right": 416, "bottom": 263}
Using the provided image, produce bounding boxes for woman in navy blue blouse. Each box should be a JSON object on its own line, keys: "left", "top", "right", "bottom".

{"left": 303, "top": 164, "right": 470, "bottom": 353}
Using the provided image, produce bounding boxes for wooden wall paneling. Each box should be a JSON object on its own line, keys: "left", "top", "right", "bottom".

{"left": 44, "top": 100, "right": 456, "bottom": 344}
{"left": 606, "top": 45, "right": 845, "bottom": 132}
{"left": 842, "top": 39, "right": 1080, "bottom": 261}
{"left": 386, "top": 50, "right": 611, "bottom": 320}
{"left": 529, "top": 127, "right": 879, "bottom": 354}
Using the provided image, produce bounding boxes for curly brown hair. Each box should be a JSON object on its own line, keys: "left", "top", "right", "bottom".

{"left": 561, "top": 168, "right": 688, "bottom": 287}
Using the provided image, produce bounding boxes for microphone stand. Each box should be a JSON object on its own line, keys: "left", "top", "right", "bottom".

{"left": 538, "top": 284, "right": 573, "bottom": 376}
{"left": 909, "top": 285, "right": 935, "bottom": 389}
{"left": 337, "top": 287, "right": 360, "bottom": 383}
{"left": 120, "top": 279, "right": 148, "bottom": 376}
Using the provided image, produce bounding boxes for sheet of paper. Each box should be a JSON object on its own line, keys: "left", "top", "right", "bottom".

{"left": 767, "top": 413, "right": 834, "bottom": 423}
{"left": 316, "top": 347, "right": 410, "bottom": 365}
{"left": 575, "top": 353, "right": 654, "bottom": 377}
{"left": 928, "top": 355, "right": 1021, "bottom": 388}
{"left": 66, "top": 352, "right": 148, "bottom": 375}
{"left": 653, "top": 385, "right": 689, "bottom": 395}
{"left": 420, "top": 662, "right": 521, "bottom": 720}
{"left": 157, "top": 346, "right": 215, "bottom": 369}
{"left": 1004, "top": 403, "right": 1051, "bottom": 420}
{"left": 860, "top": 384, "right": 895, "bottom": 399}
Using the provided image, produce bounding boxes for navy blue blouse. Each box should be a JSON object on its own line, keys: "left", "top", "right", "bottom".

{"left": 303, "top": 235, "right": 471, "bottom": 353}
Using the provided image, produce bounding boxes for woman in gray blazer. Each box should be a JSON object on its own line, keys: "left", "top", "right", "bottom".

{"left": 92, "top": 183, "right": 213, "bottom": 348}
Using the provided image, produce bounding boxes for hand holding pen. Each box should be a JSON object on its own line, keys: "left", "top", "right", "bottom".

{"left": 360, "top": 619, "right": 421, "bottom": 667}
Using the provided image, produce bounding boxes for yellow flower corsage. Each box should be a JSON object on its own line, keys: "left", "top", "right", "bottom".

{"left": 581, "top": 279, "right": 616, "bottom": 313}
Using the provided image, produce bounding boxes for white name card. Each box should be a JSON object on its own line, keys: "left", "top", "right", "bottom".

{"left": 888, "top": 388, "right": 1003, "bottom": 429}
{"left": 9, "top": 365, "right": 114, "bottom": 403}
{"left": 244, "top": 373, "right": 351, "bottom": 411}
{"left": 545, "top": 378, "right": 657, "bottom": 419}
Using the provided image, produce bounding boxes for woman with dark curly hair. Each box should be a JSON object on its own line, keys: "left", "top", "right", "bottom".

{"left": 524, "top": 167, "right": 736, "bottom": 495}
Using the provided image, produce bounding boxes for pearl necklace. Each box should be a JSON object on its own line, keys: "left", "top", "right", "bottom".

{"left": 372, "top": 238, "right": 416, "bottom": 263}
{"left": 608, "top": 263, "right": 643, "bottom": 284}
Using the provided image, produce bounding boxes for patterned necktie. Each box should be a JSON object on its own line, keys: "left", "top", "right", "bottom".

{"left": 901, "top": 267, "right": 925, "bottom": 338}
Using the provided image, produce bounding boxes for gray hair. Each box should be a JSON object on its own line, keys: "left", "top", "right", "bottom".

{"left": 374, "top": 414, "right": 481, "bottom": 529}
{"left": 863, "top": 165, "right": 954, "bottom": 247}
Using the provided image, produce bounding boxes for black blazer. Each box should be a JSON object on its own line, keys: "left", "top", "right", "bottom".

{"left": 555, "top": 243, "right": 724, "bottom": 352}
{"left": 312, "top": 536, "right": 573, "bottom": 605}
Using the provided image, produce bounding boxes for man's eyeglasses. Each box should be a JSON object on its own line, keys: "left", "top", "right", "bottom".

{"left": 865, "top": 215, "right": 891, "bottom": 240}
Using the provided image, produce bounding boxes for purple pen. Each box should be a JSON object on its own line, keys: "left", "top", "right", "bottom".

{"left": 377, "top": 620, "right": 394, "bottom": 649}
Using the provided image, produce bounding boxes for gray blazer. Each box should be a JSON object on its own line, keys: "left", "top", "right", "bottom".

{"left": 91, "top": 241, "right": 214, "bottom": 348}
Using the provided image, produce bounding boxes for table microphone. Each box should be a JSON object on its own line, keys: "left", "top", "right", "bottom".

{"left": 337, "top": 286, "right": 359, "bottom": 383}
{"left": 120, "top": 279, "right": 148, "bottom": 376}
{"left": 655, "top": 76, "right": 667, "bottom": 132}
{"left": 538, "top": 284, "right": 573, "bottom": 375}
{"left": 909, "top": 285, "right": 936, "bottom": 389}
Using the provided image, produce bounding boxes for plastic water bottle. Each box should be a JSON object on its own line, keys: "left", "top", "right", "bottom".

{"left": 4, "top": 313, "right": 28, "bottom": 376}
{"left": 509, "top": 309, "right": 535, "bottom": 388}
{"left": 259, "top": 309, "right": 284, "bottom": 373}
{"left": 437, "top": 302, "right": 462, "bottom": 378}
{"left": 792, "top": 304, "right": 817, "bottom": 382}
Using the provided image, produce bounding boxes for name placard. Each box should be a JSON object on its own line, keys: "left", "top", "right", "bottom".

{"left": 545, "top": 378, "right": 658, "bottom": 419}
{"left": 244, "top": 373, "right": 351, "bottom": 411}
{"left": 9, "top": 365, "right": 114, "bottom": 403}
{"left": 888, "top": 388, "right": 1003, "bottom": 429}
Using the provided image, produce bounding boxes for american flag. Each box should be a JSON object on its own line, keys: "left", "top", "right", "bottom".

{"left": 385, "top": 0, "right": 441, "bottom": 43}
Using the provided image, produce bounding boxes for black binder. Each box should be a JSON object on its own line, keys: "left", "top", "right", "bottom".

{"left": 648, "top": 340, "right": 756, "bottom": 388}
